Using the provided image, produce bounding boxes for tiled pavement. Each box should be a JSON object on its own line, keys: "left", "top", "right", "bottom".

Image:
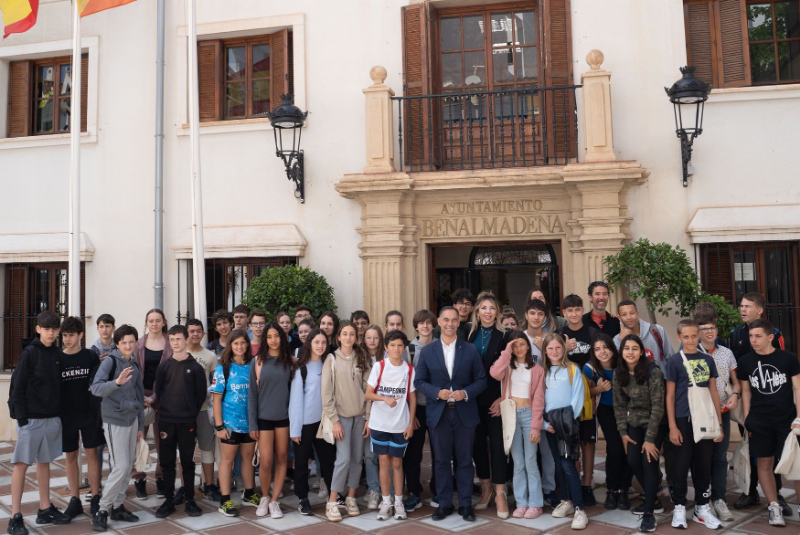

{"left": 0, "top": 438, "right": 797, "bottom": 535}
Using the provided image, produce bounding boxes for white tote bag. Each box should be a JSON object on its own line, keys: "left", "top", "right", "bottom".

{"left": 775, "top": 428, "right": 800, "bottom": 480}
{"left": 317, "top": 354, "right": 337, "bottom": 445}
{"left": 134, "top": 437, "right": 151, "bottom": 473}
{"left": 730, "top": 430, "right": 750, "bottom": 492}
{"left": 681, "top": 351, "right": 721, "bottom": 442}
{"left": 499, "top": 371, "right": 517, "bottom": 455}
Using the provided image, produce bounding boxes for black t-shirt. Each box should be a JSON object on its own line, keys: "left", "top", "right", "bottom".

{"left": 143, "top": 347, "right": 162, "bottom": 390}
{"left": 60, "top": 348, "right": 101, "bottom": 415}
{"left": 559, "top": 323, "right": 599, "bottom": 368}
{"left": 737, "top": 349, "right": 800, "bottom": 424}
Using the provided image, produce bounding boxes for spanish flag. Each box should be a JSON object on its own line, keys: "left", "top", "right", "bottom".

{"left": 78, "top": 0, "right": 137, "bottom": 17}
{"left": 0, "top": 0, "right": 39, "bottom": 38}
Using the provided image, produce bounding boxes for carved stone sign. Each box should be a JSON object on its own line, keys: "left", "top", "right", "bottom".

{"left": 421, "top": 214, "right": 564, "bottom": 238}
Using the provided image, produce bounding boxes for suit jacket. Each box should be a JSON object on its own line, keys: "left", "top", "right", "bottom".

{"left": 467, "top": 326, "right": 510, "bottom": 407}
{"left": 414, "top": 338, "right": 487, "bottom": 428}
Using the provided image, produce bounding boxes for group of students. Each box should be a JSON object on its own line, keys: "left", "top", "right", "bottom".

{"left": 5, "top": 286, "right": 800, "bottom": 535}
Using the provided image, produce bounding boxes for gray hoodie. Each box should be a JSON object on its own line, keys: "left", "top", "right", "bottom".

{"left": 90, "top": 338, "right": 115, "bottom": 358}
{"left": 90, "top": 349, "right": 145, "bottom": 430}
{"left": 613, "top": 318, "right": 674, "bottom": 371}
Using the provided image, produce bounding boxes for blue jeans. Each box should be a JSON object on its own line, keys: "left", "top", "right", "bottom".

{"left": 364, "top": 436, "right": 382, "bottom": 493}
{"left": 510, "top": 407, "right": 542, "bottom": 508}
{"left": 538, "top": 426, "right": 556, "bottom": 493}
{"left": 711, "top": 411, "right": 731, "bottom": 501}
{"left": 546, "top": 430, "right": 583, "bottom": 509}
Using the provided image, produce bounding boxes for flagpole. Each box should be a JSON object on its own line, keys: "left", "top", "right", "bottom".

{"left": 186, "top": 0, "right": 207, "bottom": 326}
{"left": 68, "top": 0, "right": 82, "bottom": 317}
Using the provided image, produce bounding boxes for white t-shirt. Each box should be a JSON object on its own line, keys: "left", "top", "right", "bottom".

{"left": 367, "top": 359, "right": 416, "bottom": 433}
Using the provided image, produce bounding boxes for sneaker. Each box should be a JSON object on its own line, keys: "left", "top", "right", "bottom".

{"left": 671, "top": 504, "right": 688, "bottom": 529}
{"left": 298, "top": 498, "right": 312, "bottom": 516}
{"left": 256, "top": 497, "right": 270, "bottom": 518}
{"left": 617, "top": 491, "right": 631, "bottom": 510}
{"left": 366, "top": 490, "right": 380, "bottom": 510}
{"left": 394, "top": 501, "right": 407, "bottom": 520}
{"left": 218, "top": 499, "right": 240, "bottom": 517}
{"left": 90, "top": 495, "right": 101, "bottom": 516}
{"left": 404, "top": 492, "right": 422, "bottom": 511}
{"left": 185, "top": 499, "right": 202, "bottom": 517}
{"left": 91, "top": 510, "right": 108, "bottom": 532}
{"left": 242, "top": 491, "right": 262, "bottom": 507}
{"left": 64, "top": 496, "right": 84, "bottom": 519}
{"left": 524, "top": 507, "right": 543, "bottom": 519}
{"left": 713, "top": 499, "right": 733, "bottom": 522}
{"left": 110, "top": 504, "right": 139, "bottom": 522}
{"left": 581, "top": 486, "right": 596, "bottom": 507}
{"left": 6, "top": 513, "right": 28, "bottom": 535}
{"left": 337, "top": 494, "right": 346, "bottom": 508}
{"left": 376, "top": 502, "right": 393, "bottom": 521}
{"left": 552, "top": 500, "right": 574, "bottom": 518}
{"left": 202, "top": 484, "right": 222, "bottom": 502}
{"left": 571, "top": 509, "right": 588, "bottom": 530}
{"left": 173, "top": 486, "right": 186, "bottom": 505}
{"left": 427, "top": 497, "right": 439, "bottom": 508}
{"left": 317, "top": 479, "right": 328, "bottom": 500}
{"left": 692, "top": 503, "right": 721, "bottom": 529}
{"left": 345, "top": 496, "right": 360, "bottom": 517}
{"left": 733, "top": 492, "right": 759, "bottom": 510}
{"left": 135, "top": 479, "right": 147, "bottom": 499}
{"left": 603, "top": 490, "right": 618, "bottom": 510}
{"left": 36, "top": 505, "right": 71, "bottom": 525}
{"left": 512, "top": 506, "right": 526, "bottom": 518}
{"left": 155, "top": 500, "right": 176, "bottom": 519}
{"left": 640, "top": 511, "right": 657, "bottom": 532}
{"left": 778, "top": 494, "right": 792, "bottom": 516}
{"left": 769, "top": 501, "right": 785, "bottom": 526}
{"left": 156, "top": 479, "right": 165, "bottom": 498}
{"left": 545, "top": 491, "right": 560, "bottom": 509}
{"left": 634, "top": 498, "right": 664, "bottom": 515}
{"left": 269, "top": 501, "right": 283, "bottom": 519}
{"left": 326, "top": 501, "right": 342, "bottom": 521}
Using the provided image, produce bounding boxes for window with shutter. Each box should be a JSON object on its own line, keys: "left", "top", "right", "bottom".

{"left": 542, "top": 0, "right": 576, "bottom": 160}
{"left": 7, "top": 60, "right": 31, "bottom": 138}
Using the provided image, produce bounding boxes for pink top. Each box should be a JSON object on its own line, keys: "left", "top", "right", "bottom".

{"left": 490, "top": 346, "right": 546, "bottom": 436}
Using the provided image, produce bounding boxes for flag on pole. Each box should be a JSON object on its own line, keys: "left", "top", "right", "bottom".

{"left": 77, "top": 0, "right": 137, "bottom": 17}
{"left": 0, "top": 0, "right": 39, "bottom": 38}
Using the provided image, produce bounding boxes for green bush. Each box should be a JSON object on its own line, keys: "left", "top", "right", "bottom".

{"left": 696, "top": 293, "right": 742, "bottom": 335}
{"left": 243, "top": 265, "right": 336, "bottom": 320}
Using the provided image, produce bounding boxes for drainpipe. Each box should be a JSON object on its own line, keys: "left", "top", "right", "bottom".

{"left": 154, "top": 0, "right": 165, "bottom": 310}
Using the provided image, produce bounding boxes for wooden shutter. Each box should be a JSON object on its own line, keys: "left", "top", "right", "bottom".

{"left": 401, "top": 3, "right": 437, "bottom": 166}
{"left": 270, "top": 29, "right": 290, "bottom": 111}
{"left": 287, "top": 31, "right": 295, "bottom": 97}
{"left": 717, "top": 0, "right": 750, "bottom": 87}
{"left": 198, "top": 40, "right": 222, "bottom": 122}
{"left": 80, "top": 54, "right": 89, "bottom": 133}
{"left": 685, "top": 2, "right": 716, "bottom": 86}
{"left": 541, "top": 0, "right": 576, "bottom": 161}
{"left": 7, "top": 60, "right": 32, "bottom": 138}
{"left": 701, "top": 243, "right": 734, "bottom": 302}
{"left": 4, "top": 265, "right": 30, "bottom": 369}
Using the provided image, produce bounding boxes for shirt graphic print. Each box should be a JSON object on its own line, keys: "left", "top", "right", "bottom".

{"left": 210, "top": 361, "right": 251, "bottom": 433}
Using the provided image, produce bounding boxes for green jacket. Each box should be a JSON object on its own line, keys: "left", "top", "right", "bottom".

{"left": 613, "top": 364, "right": 665, "bottom": 444}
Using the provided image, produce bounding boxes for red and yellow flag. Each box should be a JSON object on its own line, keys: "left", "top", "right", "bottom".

{"left": 0, "top": 0, "right": 39, "bottom": 38}
{"left": 77, "top": 0, "right": 137, "bottom": 17}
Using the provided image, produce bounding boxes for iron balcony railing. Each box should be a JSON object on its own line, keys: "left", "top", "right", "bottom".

{"left": 392, "top": 85, "right": 580, "bottom": 172}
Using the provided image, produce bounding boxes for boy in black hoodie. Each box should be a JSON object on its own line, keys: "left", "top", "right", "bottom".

{"left": 154, "top": 325, "right": 208, "bottom": 518}
{"left": 7, "top": 311, "right": 71, "bottom": 535}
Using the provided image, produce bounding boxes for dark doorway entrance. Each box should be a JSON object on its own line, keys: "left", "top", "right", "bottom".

{"left": 430, "top": 242, "right": 562, "bottom": 318}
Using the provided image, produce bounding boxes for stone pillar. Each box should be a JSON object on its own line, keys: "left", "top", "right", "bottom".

{"left": 581, "top": 50, "right": 616, "bottom": 163}
{"left": 362, "top": 66, "right": 396, "bottom": 174}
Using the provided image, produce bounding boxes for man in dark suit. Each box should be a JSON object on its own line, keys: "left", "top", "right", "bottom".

{"left": 415, "top": 306, "right": 487, "bottom": 522}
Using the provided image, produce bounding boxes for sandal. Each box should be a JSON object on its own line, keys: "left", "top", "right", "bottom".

{"left": 474, "top": 482, "right": 494, "bottom": 511}
{"left": 496, "top": 489, "right": 509, "bottom": 519}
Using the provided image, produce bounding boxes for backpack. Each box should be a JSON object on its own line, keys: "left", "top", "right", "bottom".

{"left": 374, "top": 359, "right": 414, "bottom": 404}
{"left": 649, "top": 326, "right": 665, "bottom": 363}
{"left": 567, "top": 363, "right": 593, "bottom": 421}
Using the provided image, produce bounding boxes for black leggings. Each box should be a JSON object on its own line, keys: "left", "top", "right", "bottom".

{"left": 596, "top": 404, "right": 633, "bottom": 492}
{"left": 292, "top": 422, "right": 336, "bottom": 500}
{"left": 404, "top": 405, "right": 435, "bottom": 496}
{"left": 626, "top": 424, "right": 667, "bottom": 513}
{"left": 473, "top": 406, "right": 507, "bottom": 484}
{"left": 672, "top": 417, "right": 713, "bottom": 506}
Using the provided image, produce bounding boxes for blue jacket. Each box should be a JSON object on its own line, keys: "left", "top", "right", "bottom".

{"left": 414, "top": 338, "right": 487, "bottom": 428}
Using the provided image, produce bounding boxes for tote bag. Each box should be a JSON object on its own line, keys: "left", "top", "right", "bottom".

{"left": 317, "top": 354, "right": 337, "bottom": 445}
{"left": 775, "top": 427, "right": 800, "bottom": 480}
{"left": 730, "top": 430, "right": 750, "bottom": 492}
{"left": 134, "top": 437, "right": 152, "bottom": 473}
{"left": 499, "top": 370, "right": 517, "bottom": 455}
{"left": 724, "top": 382, "right": 744, "bottom": 426}
{"left": 680, "top": 351, "right": 721, "bottom": 442}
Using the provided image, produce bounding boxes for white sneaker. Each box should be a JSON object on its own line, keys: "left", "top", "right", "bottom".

{"left": 712, "top": 499, "right": 733, "bottom": 521}
{"left": 552, "top": 500, "right": 574, "bottom": 518}
{"left": 376, "top": 502, "right": 393, "bottom": 521}
{"left": 326, "top": 502, "right": 342, "bottom": 522}
{"left": 269, "top": 501, "right": 283, "bottom": 519}
{"left": 345, "top": 496, "right": 360, "bottom": 517}
{"left": 769, "top": 501, "right": 785, "bottom": 526}
{"left": 365, "top": 490, "right": 380, "bottom": 510}
{"left": 317, "top": 480, "right": 328, "bottom": 499}
{"left": 692, "top": 504, "right": 721, "bottom": 529}
{"left": 571, "top": 509, "right": 588, "bottom": 530}
{"left": 672, "top": 504, "right": 688, "bottom": 529}
{"left": 394, "top": 501, "right": 407, "bottom": 520}
{"left": 427, "top": 497, "right": 439, "bottom": 508}
{"left": 255, "top": 497, "right": 270, "bottom": 517}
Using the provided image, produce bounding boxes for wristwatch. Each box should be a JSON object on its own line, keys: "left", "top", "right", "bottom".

{"left": 214, "top": 424, "right": 225, "bottom": 431}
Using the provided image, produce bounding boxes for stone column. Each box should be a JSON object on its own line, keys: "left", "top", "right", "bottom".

{"left": 581, "top": 50, "right": 616, "bottom": 163}
{"left": 362, "top": 66, "right": 396, "bottom": 174}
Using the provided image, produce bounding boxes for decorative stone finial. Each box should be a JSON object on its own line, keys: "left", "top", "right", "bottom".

{"left": 370, "top": 66, "right": 388, "bottom": 85}
{"left": 586, "top": 49, "right": 604, "bottom": 70}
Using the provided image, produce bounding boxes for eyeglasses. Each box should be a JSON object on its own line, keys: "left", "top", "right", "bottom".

{"left": 699, "top": 326, "right": 717, "bottom": 332}
{"left": 250, "top": 322, "right": 266, "bottom": 327}
{"left": 455, "top": 302, "right": 474, "bottom": 308}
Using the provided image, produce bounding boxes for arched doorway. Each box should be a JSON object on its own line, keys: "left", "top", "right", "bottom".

{"left": 431, "top": 241, "right": 561, "bottom": 318}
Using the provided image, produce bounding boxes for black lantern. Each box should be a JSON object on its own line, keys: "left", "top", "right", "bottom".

{"left": 665, "top": 66, "right": 711, "bottom": 187}
{"left": 267, "top": 94, "right": 308, "bottom": 202}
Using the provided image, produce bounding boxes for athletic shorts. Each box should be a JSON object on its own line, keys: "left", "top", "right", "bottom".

{"left": 195, "top": 411, "right": 215, "bottom": 452}
{"left": 220, "top": 431, "right": 255, "bottom": 446}
{"left": 370, "top": 430, "right": 408, "bottom": 458}
{"left": 12, "top": 417, "right": 62, "bottom": 465}
{"left": 580, "top": 417, "right": 597, "bottom": 444}
{"left": 257, "top": 418, "right": 290, "bottom": 431}
{"left": 746, "top": 415, "right": 794, "bottom": 459}
{"left": 61, "top": 413, "right": 105, "bottom": 452}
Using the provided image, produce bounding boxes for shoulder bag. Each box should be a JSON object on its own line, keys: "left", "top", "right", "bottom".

{"left": 680, "top": 350, "right": 721, "bottom": 442}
